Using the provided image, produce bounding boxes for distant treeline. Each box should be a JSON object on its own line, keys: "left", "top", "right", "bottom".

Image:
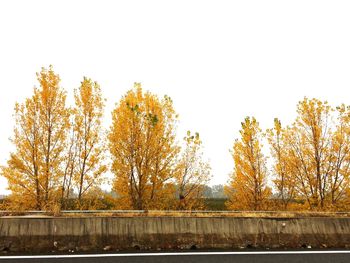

{"left": 0, "top": 185, "right": 227, "bottom": 211}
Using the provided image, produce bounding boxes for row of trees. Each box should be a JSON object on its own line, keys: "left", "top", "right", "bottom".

{"left": 226, "top": 99, "right": 350, "bottom": 211}
{"left": 1, "top": 66, "right": 211, "bottom": 211}
{"left": 2, "top": 66, "right": 350, "bottom": 211}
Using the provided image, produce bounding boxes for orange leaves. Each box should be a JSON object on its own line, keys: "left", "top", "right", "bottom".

{"left": 265, "top": 98, "right": 350, "bottom": 211}
{"left": 1, "top": 68, "right": 108, "bottom": 211}
{"left": 225, "top": 99, "right": 350, "bottom": 212}
{"left": 3, "top": 68, "right": 213, "bottom": 211}
{"left": 226, "top": 117, "right": 270, "bottom": 211}
{"left": 10, "top": 67, "right": 350, "bottom": 213}
{"left": 2, "top": 66, "right": 69, "bottom": 210}
{"left": 285, "top": 98, "right": 334, "bottom": 209}
{"left": 72, "top": 77, "right": 107, "bottom": 205}
{"left": 175, "top": 131, "right": 211, "bottom": 210}
{"left": 109, "top": 83, "right": 179, "bottom": 210}
{"left": 266, "top": 118, "right": 296, "bottom": 210}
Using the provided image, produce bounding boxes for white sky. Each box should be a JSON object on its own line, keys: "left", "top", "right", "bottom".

{"left": 1, "top": 0, "right": 350, "bottom": 194}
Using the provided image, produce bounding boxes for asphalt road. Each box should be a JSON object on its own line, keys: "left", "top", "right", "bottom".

{"left": 1, "top": 251, "right": 350, "bottom": 263}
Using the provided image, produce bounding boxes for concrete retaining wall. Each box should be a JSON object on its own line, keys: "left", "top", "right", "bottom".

{"left": 1, "top": 216, "right": 350, "bottom": 252}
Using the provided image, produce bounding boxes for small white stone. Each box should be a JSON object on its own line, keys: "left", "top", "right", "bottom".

{"left": 103, "top": 246, "right": 112, "bottom": 251}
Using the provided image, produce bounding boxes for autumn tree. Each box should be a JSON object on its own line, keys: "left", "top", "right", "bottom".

{"left": 175, "top": 131, "right": 211, "bottom": 210}
{"left": 1, "top": 66, "right": 70, "bottom": 210}
{"left": 266, "top": 118, "right": 296, "bottom": 209}
{"left": 1, "top": 94, "right": 42, "bottom": 210}
{"left": 274, "top": 98, "right": 350, "bottom": 210}
{"left": 283, "top": 98, "right": 334, "bottom": 209}
{"left": 38, "top": 67, "right": 70, "bottom": 209}
{"left": 328, "top": 104, "right": 350, "bottom": 207}
{"left": 226, "top": 117, "right": 271, "bottom": 210}
{"left": 73, "top": 77, "right": 107, "bottom": 207}
{"left": 60, "top": 110, "right": 77, "bottom": 208}
{"left": 109, "top": 83, "right": 179, "bottom": 210}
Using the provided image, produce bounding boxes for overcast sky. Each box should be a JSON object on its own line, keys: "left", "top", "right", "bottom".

{"left": 1, "top": 0, "right": 350, "bottom": 194}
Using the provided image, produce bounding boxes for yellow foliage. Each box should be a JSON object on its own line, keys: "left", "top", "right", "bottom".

{"left": 284, "top": 98, "right": 334, "bottom": 209}
{"left": 73, "top": 77, "right": 107, "bottom": 207}
{"left": 109, "top": 83, "right": 179, "bottom": 210}
{"left": 175, "top": 131, "right": 211, "bottom": 210}
{"left": 2, "top": 66, "right": 70, "bottom": 210}
{"left": 6, "top": 66, "right": 350, "bottom": 214}
{"left": 266, "top": 118, "right": 296, "bottom": 210}
{"left": 267, "top": 98, "right": 350, "bottom": 211}
{"left": 226, "top": 117, "right": 271, "bottom": 210}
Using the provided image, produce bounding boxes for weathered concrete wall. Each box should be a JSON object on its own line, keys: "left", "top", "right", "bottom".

{"left": 1, "top": 216, "right": 350, "bottom": 252}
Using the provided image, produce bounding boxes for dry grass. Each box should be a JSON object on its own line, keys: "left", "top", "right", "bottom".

{"left": 1, "top": 210, "right": 350, "bottom": 218}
